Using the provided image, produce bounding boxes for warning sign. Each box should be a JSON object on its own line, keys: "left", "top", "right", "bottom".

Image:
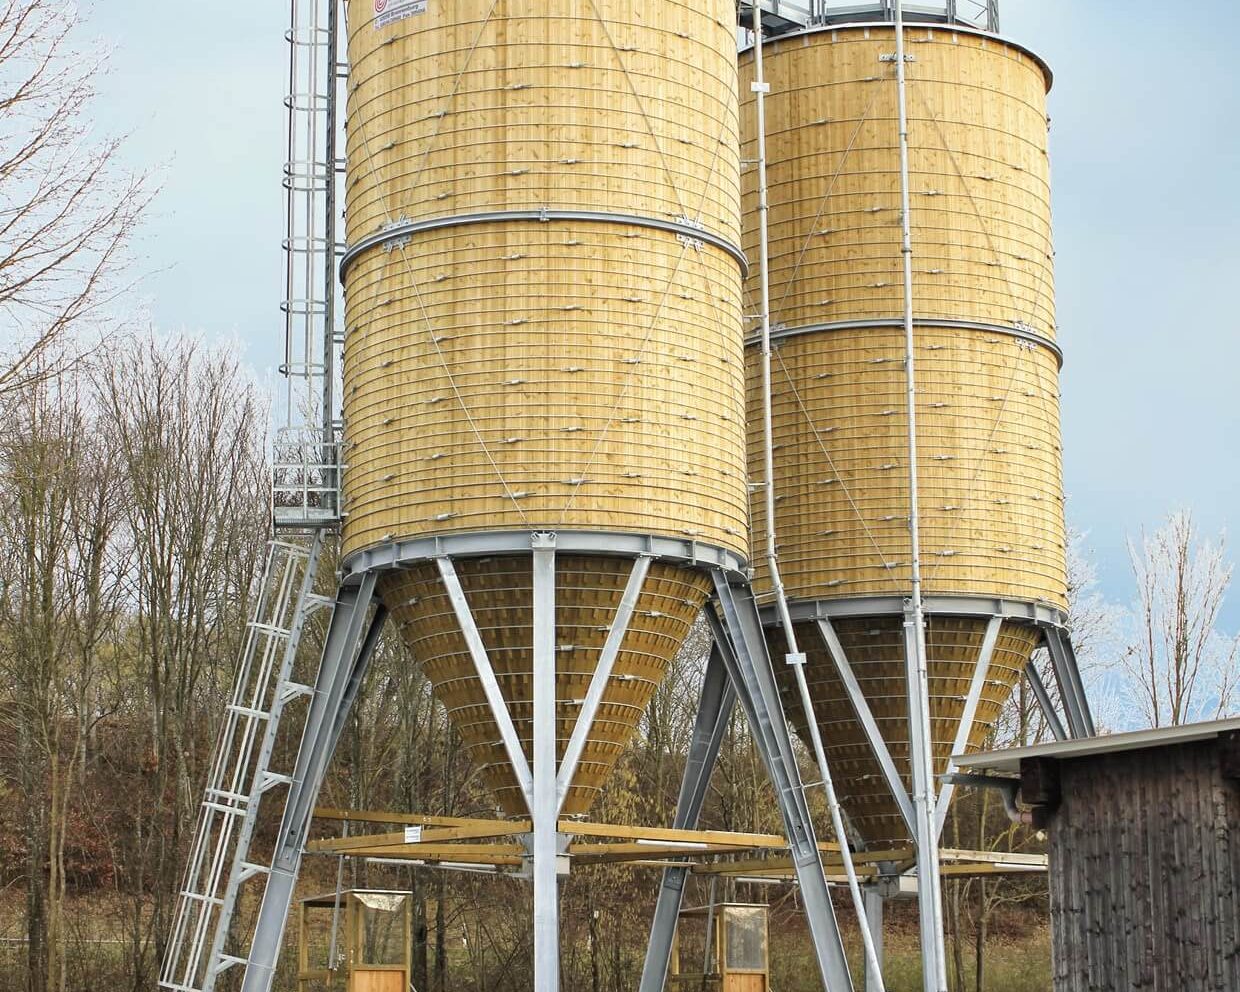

{"left": 403, "top": 825, "right": 424, "bottom": 844}
{"left": 374, "top": 0, "right": 425, "bottom": 29}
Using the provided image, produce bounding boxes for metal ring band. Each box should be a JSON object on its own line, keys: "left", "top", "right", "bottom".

{"left": 746, "top": 317, "right": 1063, "bottom": 367}
{"left": 754, "top": 594, "right": 1069, "bottom": 630}
{"left": 340, "top": 210, "right": 749, "bottom": 278}
{"left": 342, "top": 528, "right": 749, "bottom": 581}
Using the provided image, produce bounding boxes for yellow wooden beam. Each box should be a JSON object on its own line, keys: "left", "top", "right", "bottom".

{"left": 307, "top": 823, "right": 530, "bottom": 853}
{"left": 314, "top": 807, "right": 515, "bottom": 830}
{"left": 311, "top": 807, "right": 843, "bottom": 853}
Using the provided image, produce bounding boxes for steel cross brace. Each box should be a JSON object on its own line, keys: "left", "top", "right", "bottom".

{"left": 934, "top": 616, "right": 1003, "bottom": 837}
{"left": 1043, "top": 626, "right": 1095, "bottom": 738}
{"left": 1024, "top": 660, "right": 1068, "bottom": 742}
{"left": 440, "top": 540, "right": 651, "bottom": 991}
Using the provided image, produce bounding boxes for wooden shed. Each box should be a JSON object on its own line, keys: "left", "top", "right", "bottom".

{"left": 954, "top": 718, "right": 1240, "bottom": 992}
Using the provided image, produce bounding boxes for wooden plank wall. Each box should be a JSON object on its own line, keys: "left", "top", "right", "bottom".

{"left": 1048, "top": 740, "right": 1240, "bottom": 991}
{"left": 739, "top": 26, "right": 1065, "bottom": 608}
{"left": 339, "top": 1, "right": 748, "bottom": 815}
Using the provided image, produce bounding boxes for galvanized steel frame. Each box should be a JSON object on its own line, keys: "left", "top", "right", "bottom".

{"left": 435, "top": 556, "right": 535, "bottom": 805}
{"left": 818, "top": 617, "right": 916, "bottom": 832}
{"left": 934, "top": 615, "right": 1003, "bottom": 836}
{"left": 214, "top": 532, "right": 746, "bottom": 992}
{"left": 754, "top": 594, "right": 1091, "bottom": 988}
{"left": 239, "top": 572, "right": 381, "bottom": 992}
{"left": 342, "top": 529, "right": 747, "bottom": 581}
{"left": 758, "top": 596, "right": 1092, "bottom": 786}
{"left": 1025, "top": 661, "right": 1068, "bottom": 742}
{"left": 160, "top": 535, "right": 331, "bottom": 992}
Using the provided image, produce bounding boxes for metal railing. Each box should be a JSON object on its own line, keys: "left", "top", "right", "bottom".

{"left": 160, "top": 536, "right": 332, "bottom": 992}
{"left": 272, "top": 427, "right": 342, "bottom": 529}
{"left": 814, "top": 0, "right": 998, "bottom": 31}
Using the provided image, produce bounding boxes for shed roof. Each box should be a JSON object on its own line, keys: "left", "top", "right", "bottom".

{"left": 952, "top": 717, "right": 1240, "bottom": 776}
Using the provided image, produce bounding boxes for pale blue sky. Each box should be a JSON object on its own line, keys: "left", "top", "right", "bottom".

{"left": 86, "top": 1, "right": 1240, "bottom": 631}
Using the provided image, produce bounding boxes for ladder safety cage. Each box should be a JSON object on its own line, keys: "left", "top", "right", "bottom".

{"left": 162, "top": 0, "right": 347, "bottom": 985}
{"left": 278, "top": 0, "right": 347, "bottom": 530}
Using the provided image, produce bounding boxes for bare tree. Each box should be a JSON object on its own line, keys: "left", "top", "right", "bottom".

{"left": 0, "top": 0, "right": 152, "bottom": 401}
{"left": 1123, "top": 510, "right": 1239, "bottom": 728}
{"left": 0, "top": 369, "right": 126, "bottom": 992}
{"left": 92, "top": 332, "right": 269, "bottom": 987}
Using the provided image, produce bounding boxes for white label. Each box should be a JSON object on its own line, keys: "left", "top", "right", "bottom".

{"left": 403, "top": 825, "right": 424, "bottom": 844}
{"left": 374, "top": 0, "right": 426, "bottom": 29}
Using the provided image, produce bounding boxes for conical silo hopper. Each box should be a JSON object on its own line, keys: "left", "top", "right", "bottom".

{"left": 740, "top": 18, "right": 1067, "bottom": 848}
{"left": 341, "top": 0, "right": 747, "bottom": 818}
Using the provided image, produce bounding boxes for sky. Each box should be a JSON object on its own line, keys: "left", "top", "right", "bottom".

{"left": 84, "top": 1, "right": 1240, "bottom": 633}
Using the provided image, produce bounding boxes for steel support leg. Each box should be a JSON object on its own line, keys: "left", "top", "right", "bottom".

{"left": 902, "top": 612, "right": 948, "bottom": 992}
{"left": 864, "top": 887, "right": 885, "bottom": 992}
{"left": 639, "top": 648, "right": 736, "bottom": 992}
{"left": 1043, "top": 627, "right": 1095, "bottom": 738}
{"left": 240, "top": 573, "right": 377, "bottom": 992}
{"left": 710, "top": 575, "right": 855, "bottom": 992}
{"left": 531, "top": 535, "right": 559, "bottom": 991}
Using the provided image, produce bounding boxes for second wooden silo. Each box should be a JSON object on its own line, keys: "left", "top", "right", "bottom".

{"left": 740, "top": 18, "right": 1066, "bottom": 848}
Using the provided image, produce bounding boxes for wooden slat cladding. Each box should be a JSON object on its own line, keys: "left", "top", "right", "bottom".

{"left": 747, "top": 325, "right": 1067, "bottom": 607}
{"left": 380, "top": 557, "right": 711, "bottom": 817}
{"left": 340, "top": 0, "right": 747, "bottom": 562}
{"left": 342, "top": 1, "right": 745, "bottom": 815}
{"left": 739, "top": 26, "right": 1066, "bottom": 609}
{"left": 1047, "top": 740, "right": 1240, "bottom": 991}
{"left": 739, "top": 26, "right": 1064, "bottom": 843}
{"left": 739, "top": 27, "right": 1054, "bottom": 337}
{"left": 340, "top": 221, "right": 747, "bottom": 559}
{"left": 345, "top": 0, "right": 742, "bottom": 248}
{"left": 770, "top": 616, "right": 1040, "bottom": 847}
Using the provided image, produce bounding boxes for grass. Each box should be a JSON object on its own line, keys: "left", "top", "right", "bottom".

{"left": 770, "top": 921, "right": 1052, "bottom": 992}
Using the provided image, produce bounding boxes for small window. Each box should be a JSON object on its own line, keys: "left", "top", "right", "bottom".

{"left": 356, "top": 893, "right": 408, "bottom": 966}
{"left": 724, "top": 908, "right": 767, "bottom": 972}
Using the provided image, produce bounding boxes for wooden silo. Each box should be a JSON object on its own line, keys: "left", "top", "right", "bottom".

{"left": 740, "top": 21, "right": 1067, "bottom": 848}
{"left": 340, "top": 0, "right": 748, "bottom": 817}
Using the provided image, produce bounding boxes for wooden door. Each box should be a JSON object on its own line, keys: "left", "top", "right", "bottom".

{"left": 350, "top": 968, "right": 406, "bottom": 992}
{"left": 723, "top": 974, "right": 766, "bottom": 992}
